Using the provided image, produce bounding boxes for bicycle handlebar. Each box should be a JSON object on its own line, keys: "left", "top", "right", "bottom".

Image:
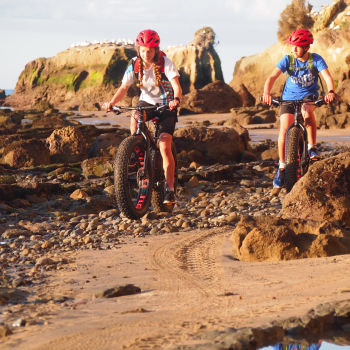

{"left": 110, "top": 104, "right": 169, "bottom": 115}
{"left": 270, "top": 97, "right": 326, "bottom": 108}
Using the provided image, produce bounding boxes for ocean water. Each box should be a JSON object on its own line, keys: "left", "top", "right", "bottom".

{"left": 5, "top": 89, "right": 14, "bottom": 95}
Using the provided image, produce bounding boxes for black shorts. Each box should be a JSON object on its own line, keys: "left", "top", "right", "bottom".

{"left": 280, "top": 94, "right": 318, "bottom": 115}
{"left": 136, "top": 100, "right": 177, "bottom": 135}
{"left": 280, "top": 103, "right": 295, "bottom": 115}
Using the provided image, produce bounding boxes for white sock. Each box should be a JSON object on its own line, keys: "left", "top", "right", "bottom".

{"left": 279, "top": 161, "right": 286, "bottom": 169}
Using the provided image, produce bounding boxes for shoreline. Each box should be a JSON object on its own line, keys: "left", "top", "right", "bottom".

{"left": 69, "top": 111, "right": 350, "bottom": 146}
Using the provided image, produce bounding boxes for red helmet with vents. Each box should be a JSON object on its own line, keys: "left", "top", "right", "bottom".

{"left": 136, "top": 29, "right": 160, "bottom": 47}
{"left": 287, "top": 29, "right": 314, "bottom": 46}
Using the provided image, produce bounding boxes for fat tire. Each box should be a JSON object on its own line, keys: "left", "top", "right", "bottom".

{"left": 285, "top": 127, "right": 304, "bottom": 192}
{"left": 114, "top": 136, "right": 153, "bottom": 219}
{"left": 151, "top": 142, "right": 178, "bottom": 213}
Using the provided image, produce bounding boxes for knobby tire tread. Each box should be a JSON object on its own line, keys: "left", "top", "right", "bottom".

{"left": 114, "top": 136, "right": 153, "bottom": 219}
{"left": 285, "top": 127, "right": 304, "bottom": 192}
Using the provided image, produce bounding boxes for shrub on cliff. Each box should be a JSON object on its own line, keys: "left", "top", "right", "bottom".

{"left": 277, "top": 0, "right": 314, "bottom": 42}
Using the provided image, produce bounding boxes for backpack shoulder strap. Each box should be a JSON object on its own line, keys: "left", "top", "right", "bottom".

{"left": 308, "top": 53, "right": 325, "bottom": 96}
{"left": 287, "top": 54, "right": 295, "bottom": 77}
{"left": 307, "top": 53, "right": 318, "bottom": 76}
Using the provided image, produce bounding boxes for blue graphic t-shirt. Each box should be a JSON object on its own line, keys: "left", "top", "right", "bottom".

{"left": 277, "top": 53, "right": 328, "bottom": 100}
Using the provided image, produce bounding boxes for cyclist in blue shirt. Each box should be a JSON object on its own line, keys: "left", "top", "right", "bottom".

{"left": 262, "top": 29, "right": 336, "bottom": 188}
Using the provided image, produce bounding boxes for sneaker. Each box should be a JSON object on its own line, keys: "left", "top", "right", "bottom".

{"left": 273, "top": 168, "right": 285, "bottom": 188}
{"left": 309, "top": 147, "right": 320, "bottom": 160}
{"left": 163, "top": 189, "right": 176, "bottom": 204}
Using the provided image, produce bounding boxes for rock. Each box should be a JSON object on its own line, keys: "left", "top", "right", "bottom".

{"left": 230, "top": 215, "right": 350, "bottom": 262}
{"left": 0, "top": 325, "right": 12, "bottom": 338}
{"left": 165, "top": 27, "right": 223, "bottom": 94}
{"left": 81, "top": 157, "right": 114, "bottom": 179}
{"left": 35, "top": 257, "right": 55, "bottom": 267}
{"left": 0, "top": 287, "right": 28, "bottom": 305}
{"left": 281, "top": 152, "right": 350, "bottom": 226}
{"left": 1, "top": 139, "right": 50, "bottom": 168}
{"left": 89, "top": 132, "right": 127, "bottom": 158}
{"left": 232, "top": 83, "right": 256, "bottom": 107}
{"left": 174, "top": 127, "right": 247, "bottom": 165}
{"left": 46, "top": 126, "right": 90, "bottom": 163}
{"left": 32, "top": 114, "right": 71, "bottom": 129}
{"left": 95, "top": 284, "right": 141, "bottom": 298}
{"left": 179, "top": 81, "right": 241, "bottom": 114}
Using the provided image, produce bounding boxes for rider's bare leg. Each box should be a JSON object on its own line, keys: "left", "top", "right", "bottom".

{"left": 278, "top": 113, "right": 294, "bottom": 164}
{"left": 302, "top": 103, "right": 317, "bottom": 146}
{"left": 159, "top": 132, "right": 175, "bottom": 189}
{"left": 130, "top": 111, "right": 146, "bottom": 134}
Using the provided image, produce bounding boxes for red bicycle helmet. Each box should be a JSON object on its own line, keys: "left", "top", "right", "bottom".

{"left": 287, "top": 29, "right": 314, "bottom": 46}
{"left": 135, "top": 30, "right": 160, "bottom": 47}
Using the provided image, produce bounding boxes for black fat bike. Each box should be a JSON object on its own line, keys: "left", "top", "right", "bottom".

{"left": 111, "top": 104, "right": 178, "bottom": 219}
{"left": 271, "top": 97, "right": 325, "bottom": 192}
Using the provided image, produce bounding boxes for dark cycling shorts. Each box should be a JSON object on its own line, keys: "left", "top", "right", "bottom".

{"left": 136, "top": 100, "right": 177, "bottom": 135}
{"left": 280, "top": 94, "right": 318, "bottom": 115}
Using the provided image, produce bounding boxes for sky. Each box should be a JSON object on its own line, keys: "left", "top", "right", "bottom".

{"left": 0, "top": 0, "right": 332, "bottom": 89}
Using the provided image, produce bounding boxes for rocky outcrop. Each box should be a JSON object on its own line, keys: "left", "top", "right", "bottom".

{"left": 6, "top": 28, "right": 225, "bottom": 110}
{"left": 230, "top": 215, "right": 350, "bottom": 262}
{"left": 165, "top": 27, "right": 224, "bottom": 94}
{"left": 230, "top": 0, "right": 350, "bottom": 101}
{"left": 179, "top": 81, "right": 241, "bottom": 114}
{"left": 5, "top": 45, "right": 138, "bottom": 111}
{"left": 281, "top": 152, "right": 350, "bottom": 226}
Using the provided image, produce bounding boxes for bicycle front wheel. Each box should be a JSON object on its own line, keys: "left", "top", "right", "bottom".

{"left": 114, "top": 136, "right": 153, "bottom": 219}
{"left": 285, "top": 127, "right": 306, "bottom": 192}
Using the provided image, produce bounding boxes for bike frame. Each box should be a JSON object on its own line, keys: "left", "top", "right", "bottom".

{"left": 112, "top": 105, "right": 167, "bottom": 179}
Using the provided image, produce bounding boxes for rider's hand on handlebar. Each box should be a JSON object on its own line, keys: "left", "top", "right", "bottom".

{"left": 102, "top": 102, "right": 113, "bottom": 112}
{"left": 262, "top": 94, "right": 272, "bottom": 106}
{"left": 169, "top": 98, "right": 180, "bottom": 111}
{"left": 324, "top": 91, "right": 336, "bottom": 104}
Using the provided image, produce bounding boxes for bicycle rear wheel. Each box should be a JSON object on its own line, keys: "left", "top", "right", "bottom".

{"left": 114, "top": 136, "right": 153, "bottom": 219}
{"left": 151, "top": 142, "right": 178, "bottom": 213}
{"left": 285, "top": 127, "right": 307, "bottom": 192}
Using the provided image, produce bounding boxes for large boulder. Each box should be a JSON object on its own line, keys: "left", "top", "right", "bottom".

{"left": 281, "top": 152, "right": 350, "bottom": 226}
{"left": 1, "top": 139, "right": 50, "bottom": 168}
{"left": 179, "top": 81, "right": 241, "bottom": 114}
{"left": 230, "top": 215, "right": 350, "bottom": 262}
{"left": 174, "top": 126, "right": 247, "bottom": 164}
{"left": 46, "top": 126, "right": 90, "bottom": 163}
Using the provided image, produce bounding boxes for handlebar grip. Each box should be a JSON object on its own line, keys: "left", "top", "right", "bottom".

{"left": 314, "top": 98, "right": 326, "bottom": 107}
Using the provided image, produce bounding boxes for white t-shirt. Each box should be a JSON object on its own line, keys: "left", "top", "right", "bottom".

{"left": 122, "top": 56, "right": 179, "bottom": 105}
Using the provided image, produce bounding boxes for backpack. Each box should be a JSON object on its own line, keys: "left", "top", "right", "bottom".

{"left": 284, "top": 53, "right": 325, "bottom": 96}
{"left": 132, "top": 52, "right": 174, "bottom": 103}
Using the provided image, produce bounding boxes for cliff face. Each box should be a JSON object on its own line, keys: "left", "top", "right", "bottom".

{"left": 230, "top": 0, "right": 350, "bottom": 102}
{"left": 6, "top": 45, "right": 138, "bottom": 110}
{"left": 6, "top": 27, "right": 224, "bottom": 110}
